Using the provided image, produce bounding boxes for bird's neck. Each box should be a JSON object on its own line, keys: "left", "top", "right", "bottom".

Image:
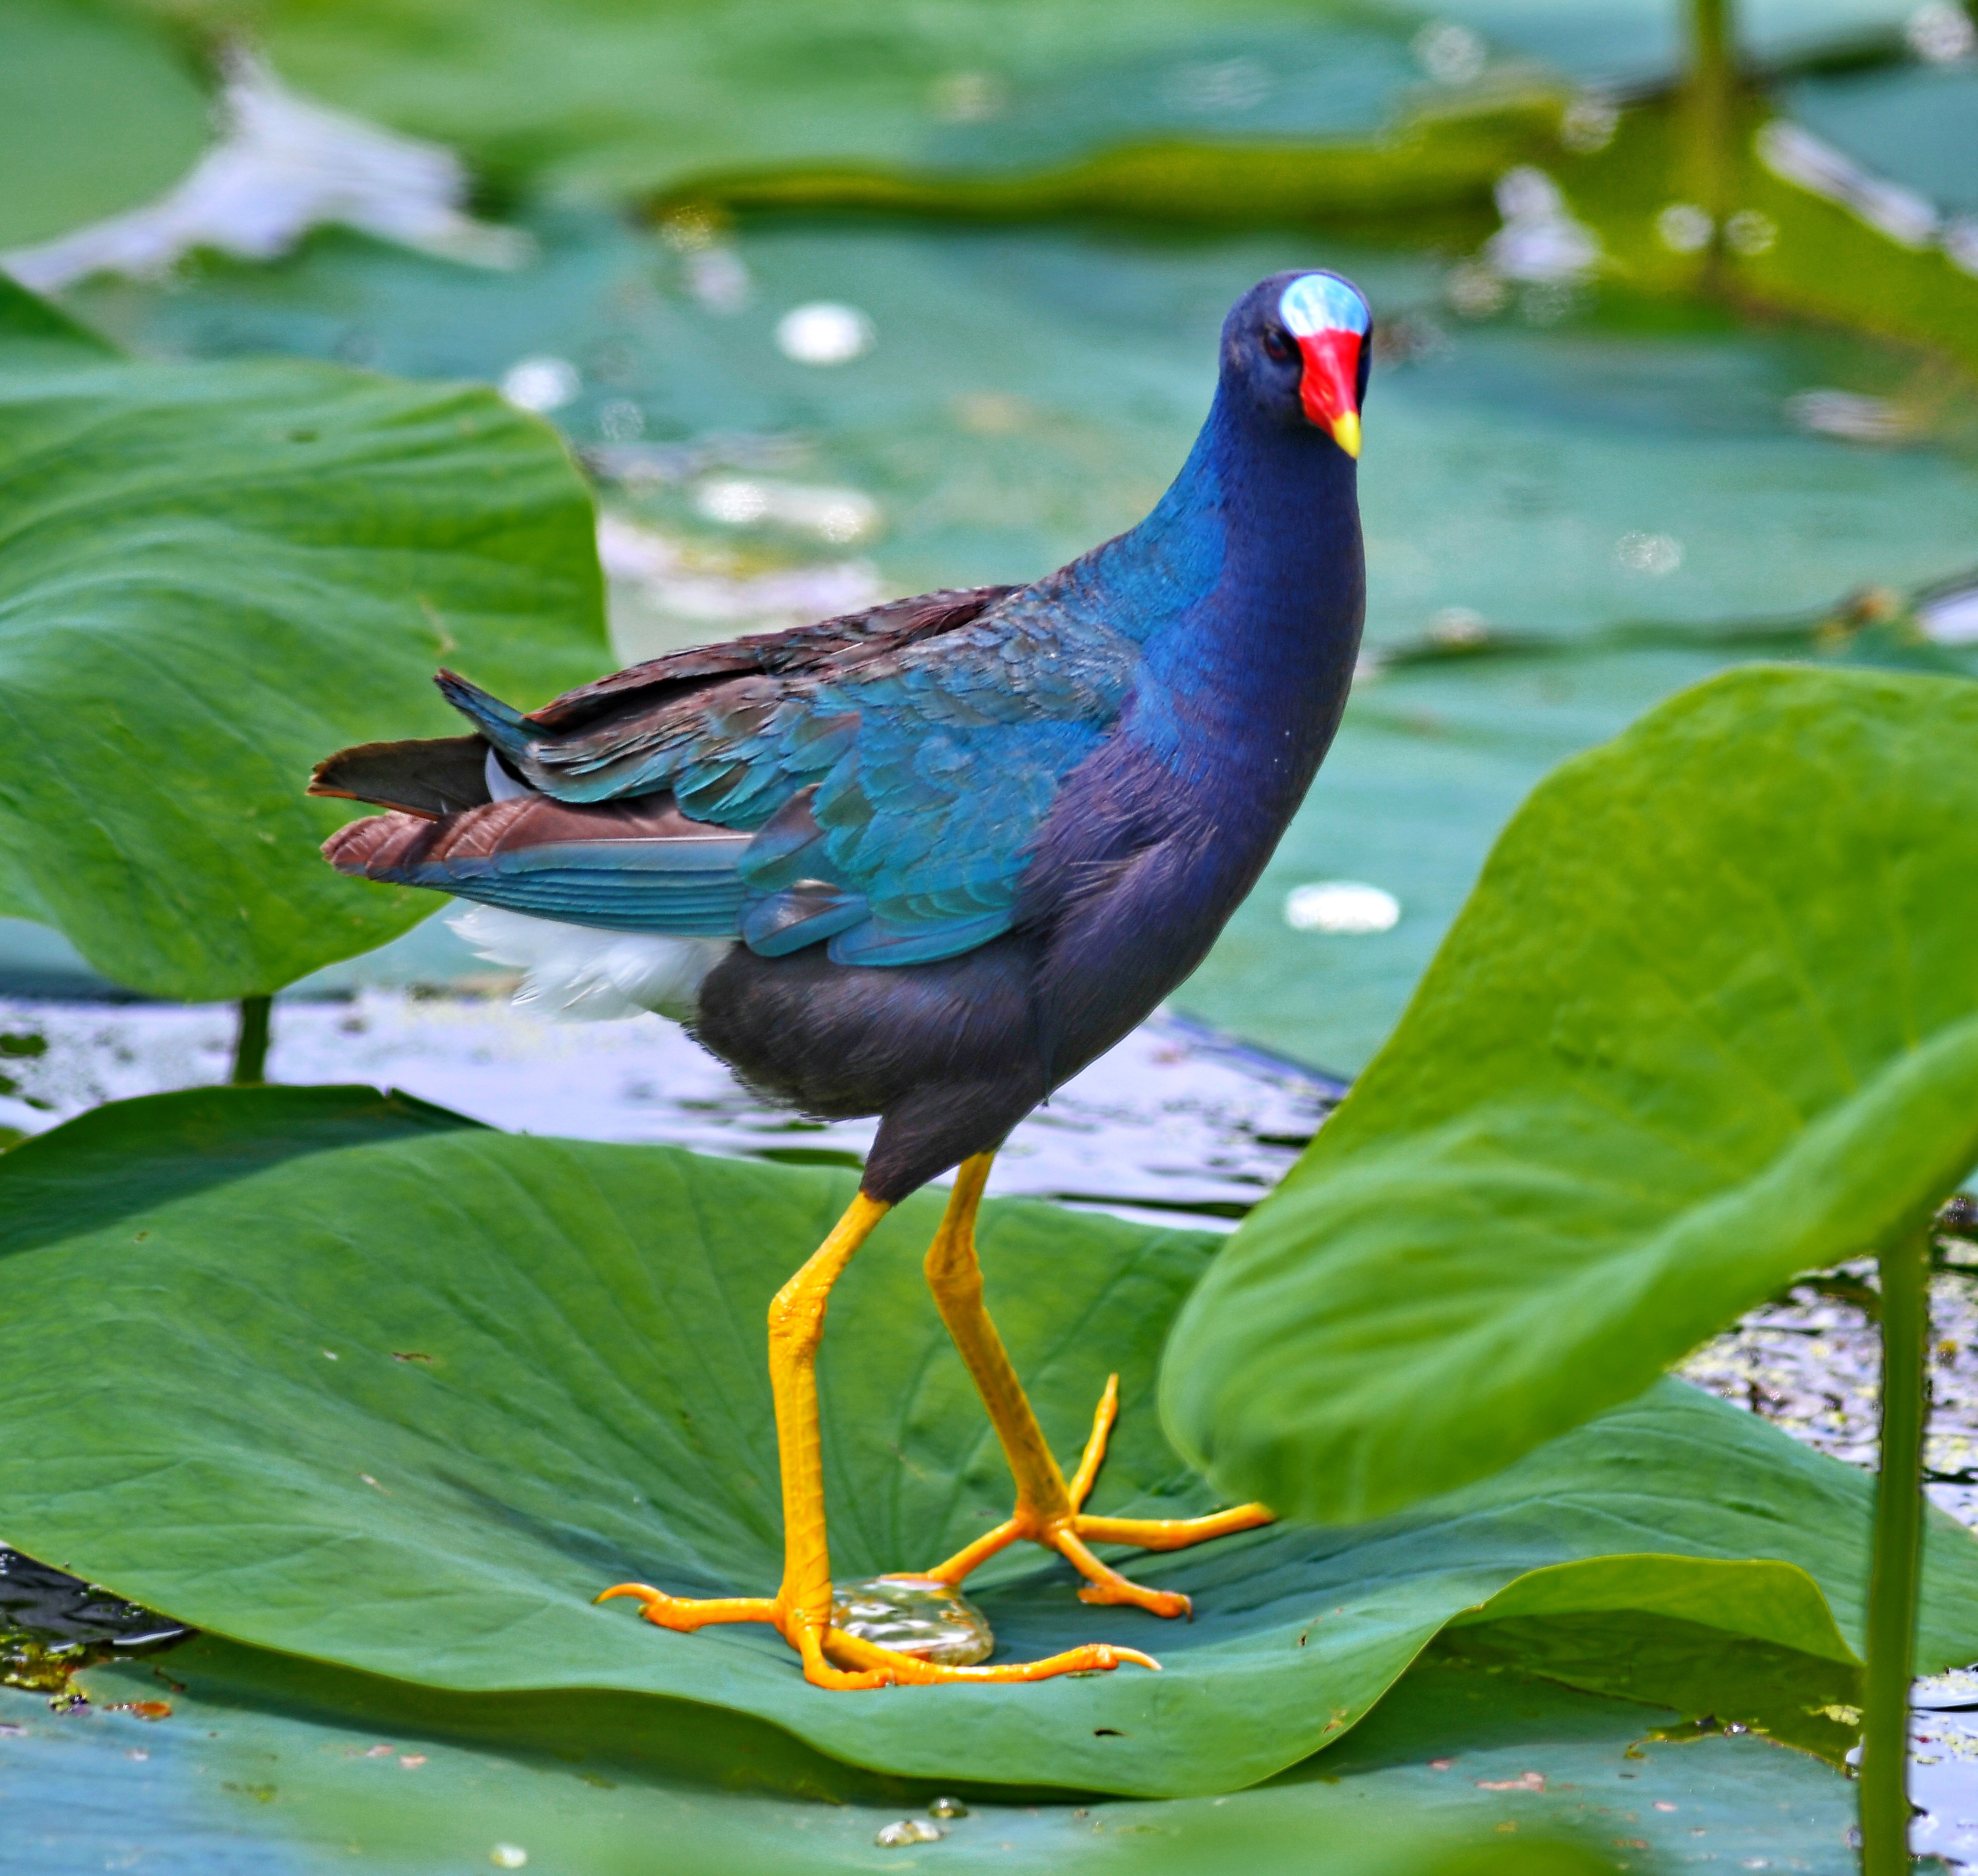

{"left": 1067, "top": 387, "right": 1365, "bottom": 785}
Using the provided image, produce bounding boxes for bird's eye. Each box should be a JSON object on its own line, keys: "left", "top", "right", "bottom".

{"left": 1261, "top": 327, "right": 1297, "bottom": 364}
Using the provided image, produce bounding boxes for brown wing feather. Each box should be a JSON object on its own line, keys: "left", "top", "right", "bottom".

{"left": 308, "top": 735, "right": 491, "bottom": 821}
{"left": 521, "top": 585, "right": 1012, "bottom": 734}
{"left": 323, "top": 788, "right": 740, "bottom": 880}
{"left": 310, "top": 586, "right": 1012, "bottom": 820}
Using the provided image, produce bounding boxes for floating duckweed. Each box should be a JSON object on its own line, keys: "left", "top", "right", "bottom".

{"left": 490, "top": 1846, "right": 529, "bottom": 1868}
{"left": 928, "top": 1796, "right": 969, "bottom": 1818}
{"left": 876, "top": 1819, "right": 944, "bottom": 1847}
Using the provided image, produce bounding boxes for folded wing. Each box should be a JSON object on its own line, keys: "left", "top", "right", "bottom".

{"left": 323, "top": 790, "right": 752, "bottom": 933}
{"left": 316, "top": 585, "right": 1140, "bottom": 968}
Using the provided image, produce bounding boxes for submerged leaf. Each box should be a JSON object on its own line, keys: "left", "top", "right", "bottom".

{"left": 1164, "top": 666, "right": 1978, "bottom": 1526}
{"left": 0, "top": 278, "right": 609, "bottom": 999}
{"left": 23, "top": 1638, "right": 1817, "bottom": 1873}
{"left": 4, "top": 1087, "right": 1977, "bottom": 1796}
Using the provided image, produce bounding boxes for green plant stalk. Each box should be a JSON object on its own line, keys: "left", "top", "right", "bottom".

{"left": 230, "top": 995, "right": 271, "bottom": 1086}
{"left": 1682, "top": 0, "right": 1736, "bottom": 238}
{"left": 1860, "top": 1226, "right": 1929, "bottom": 1874}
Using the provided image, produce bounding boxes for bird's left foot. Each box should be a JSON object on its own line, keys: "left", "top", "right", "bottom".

{"left": 592, "top": 1582, "right": 1157, "bottom": 1684}
{"left": 916, "top": 1375, "right": 1274, "bottom": 1618}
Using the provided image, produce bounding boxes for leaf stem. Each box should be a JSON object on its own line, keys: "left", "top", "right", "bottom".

{"left": 230, "top": 995, "right": 272, "bottom": 1086}
{"left": 1861, "top": 1225, "right": 1929, "bottom": 1875}
{"left": 1682, "top": 0, "right": 1737, "bottom": 277}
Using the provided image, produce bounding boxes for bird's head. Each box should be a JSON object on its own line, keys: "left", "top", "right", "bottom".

{"left": 1223, "top": 271, "right": 1371, "bottom": 458}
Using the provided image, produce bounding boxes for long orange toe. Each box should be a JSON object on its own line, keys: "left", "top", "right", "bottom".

{"left": 1077, "top": 1579, "right": 1192, "bottom": 1618}
{"left": 596, "top": 1582, "right": 781, "bottom": 1632}
{"left": 825, "top": 1629, "right": 1159, "bottom": 1683}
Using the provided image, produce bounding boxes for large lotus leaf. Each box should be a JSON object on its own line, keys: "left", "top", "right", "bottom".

{"left": 155, "top": 0, "right": 1531, "bottom": 207}
{"left": 0, "top": 274, "right": 115, "bottom": 363}
{"left": 0, "top": 0, "right": 212, "bottom": 252}
{"left": 6, "top": 1088, "right": 1978, "bottom": 1799}
{"left": 0, "top": 276, "right": 608, "bottom": 998}
{"left": 1163, "top": 666, "right": 1978, "bottom": 1527}
{"left": 10, "top": 1644, "right": 1838, "bottom": 1876}
{"left": 684, "top": 103, "right": 1560, "bottom": 228}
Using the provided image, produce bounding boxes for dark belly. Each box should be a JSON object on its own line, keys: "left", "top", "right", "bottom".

{"left": 690, "top": 819, "right": 1273, "bottom": 1199}
{"left": 693, "top": 932, "right": 1043, "bottom": 1123}
{"left": 693, "top": 707, "right": 1333, "bottom": 1199}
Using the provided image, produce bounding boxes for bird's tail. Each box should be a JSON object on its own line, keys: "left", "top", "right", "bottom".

{"left": 435, "top": 669, "right": 534, "bottom": 762}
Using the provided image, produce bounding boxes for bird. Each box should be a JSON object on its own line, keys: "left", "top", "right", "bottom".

{"left": 311, "top": 269, "right": 1370, "bottom": 1690}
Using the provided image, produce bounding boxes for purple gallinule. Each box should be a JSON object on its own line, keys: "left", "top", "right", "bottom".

{"left": 313, "top": 270, "right": 1370, "bottom": 1687}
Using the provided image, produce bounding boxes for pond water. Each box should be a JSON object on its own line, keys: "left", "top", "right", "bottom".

{"left": 0, "top": 992, "right": 1340, "bottom": 1226}
{"left": 1425, "top": 0, "right": 1924, "bottom": 83}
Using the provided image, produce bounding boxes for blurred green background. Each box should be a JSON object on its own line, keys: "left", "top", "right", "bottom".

{"left": 6, "top": 0, "right": 1977, "bottom": 1071}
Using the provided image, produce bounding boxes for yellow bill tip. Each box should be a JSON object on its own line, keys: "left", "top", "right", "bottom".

{"left": 1330, "top": 410, "right": 1362, "bottom": 459}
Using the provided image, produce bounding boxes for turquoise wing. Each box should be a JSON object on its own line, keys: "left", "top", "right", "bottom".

{"left": 442, "top": 600, "right": 1139, "bottom": 966}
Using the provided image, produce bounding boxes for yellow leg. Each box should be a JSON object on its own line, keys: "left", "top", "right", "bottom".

{"left": 919, "top": 1155, "right": 1275, "bottom": 1617}
{"left": 598, "top": 1185, "right": 1158, "bottom": 1688}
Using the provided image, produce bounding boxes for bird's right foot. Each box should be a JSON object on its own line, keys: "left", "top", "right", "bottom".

{"left": 912, "top": 1375, "right": 1273, "bottom": 1617}
{"left": 915, "top": 1156, "right": 1274, "bottom": 1620}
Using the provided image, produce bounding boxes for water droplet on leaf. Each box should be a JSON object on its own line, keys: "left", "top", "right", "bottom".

{"left": 831, "top": 1576, "right": 992, "bottom": 1667}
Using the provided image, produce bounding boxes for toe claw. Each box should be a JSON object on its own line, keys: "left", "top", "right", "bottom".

{"left": 596, "top": 1580, "right": 662, "bottom": 1608}
{"left": 822, "top": 1629, "right": 1158, "bottom": 1683}
{"left": 599, "top": 1582, "right": 695, "bottom": 1629}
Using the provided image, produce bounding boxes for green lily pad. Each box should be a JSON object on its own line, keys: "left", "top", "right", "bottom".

{"left": 4, "top": 1086, "right": 1975, "bottom": 1797}
{"left": 0, "top": 276, "right": 609, "bottom": 999}
{"left": 1164, "top": 665, "right": 1978, "bottom": 1527}
{"left": 0, "top": 276, "right": 116, "bottom": 364}
{"left": 0, "top": 0, "right": 212, "bottom": 253}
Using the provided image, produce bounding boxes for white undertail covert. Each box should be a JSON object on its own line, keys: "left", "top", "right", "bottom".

{"left": 450, "top": 904, "right": 725, "bottom": 1022}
